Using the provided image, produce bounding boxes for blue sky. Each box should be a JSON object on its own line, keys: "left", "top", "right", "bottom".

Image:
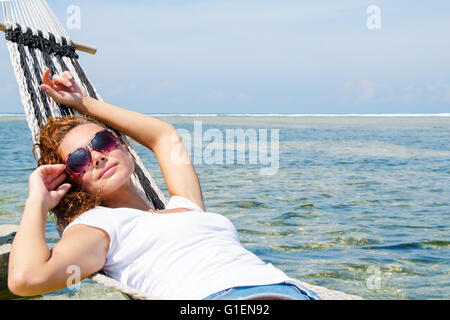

{"left": 1, "top": 0, "right": 449, "bottom": 114}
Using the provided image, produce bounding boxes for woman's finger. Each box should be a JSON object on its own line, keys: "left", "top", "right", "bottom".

{"left": 46, "top": 183, "right": 71, "bottom": 210}
{"left": 53, "top": 183, "right": 71, "bottom": 199}
{"left": 62, "top": 71, "right": 73, "bottom": 81}
{"left": 37, "top": 164, "right": 67, "bottom": 181}
{"left": 41, "top": 68, "right": 55, "bottom": 87}
{"left": 40, "top": 84, "right": 62, "bottom": 100}
{"left": 47, "top": 171, "right": 68, "bottom": 191}
{"left": 52, "top": 74, "right": 73, "bottom": 88}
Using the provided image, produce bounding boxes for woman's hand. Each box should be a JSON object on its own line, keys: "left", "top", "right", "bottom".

{"left": 40, "top": 68, "right": 88, "bottom": 110}
{"left": 28, "top": 164, "right": 71, "bottom": 212}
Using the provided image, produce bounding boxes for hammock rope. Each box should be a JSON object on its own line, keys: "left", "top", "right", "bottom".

{"left": 1, "top": 0, "right": 362, "bottom": 300}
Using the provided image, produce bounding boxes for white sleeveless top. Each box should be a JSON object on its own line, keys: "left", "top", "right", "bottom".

{"left": 63, "top": 196, "right": 290, "bottom": 299}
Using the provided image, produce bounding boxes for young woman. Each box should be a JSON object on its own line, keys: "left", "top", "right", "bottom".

{"left": 8, "top": 69, "right": 320, "bottom": 300}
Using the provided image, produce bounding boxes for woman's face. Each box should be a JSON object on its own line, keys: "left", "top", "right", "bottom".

{"left": 58, "top": 123, "right": 135, "bottom": 199}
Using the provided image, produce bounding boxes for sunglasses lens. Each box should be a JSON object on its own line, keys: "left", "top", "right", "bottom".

{"left": 66, "top": 148, "right": 91, "bottom": 175}
{"left": 91, "top": 130, "right": 119, "bottom": 152}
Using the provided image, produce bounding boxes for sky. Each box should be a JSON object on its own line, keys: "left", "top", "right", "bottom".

{"left": 0, "top": 0, "right": 449, "bottom": 114}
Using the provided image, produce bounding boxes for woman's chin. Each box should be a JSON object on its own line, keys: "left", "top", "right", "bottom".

{"left": 97, "top": 172, "right": 134, "bottom": 200}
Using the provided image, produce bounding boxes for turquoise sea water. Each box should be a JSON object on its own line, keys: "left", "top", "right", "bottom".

{"left": 0, "top": 115, "right": 449, "bottom": 300}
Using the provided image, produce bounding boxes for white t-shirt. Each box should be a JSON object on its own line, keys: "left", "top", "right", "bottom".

{"left": 63, "top": 196, "right": 291, "bottom": 300}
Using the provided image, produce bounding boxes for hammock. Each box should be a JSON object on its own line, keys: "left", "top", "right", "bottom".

{"left": 1, "top": 0, "right": 362, "bottom": 300}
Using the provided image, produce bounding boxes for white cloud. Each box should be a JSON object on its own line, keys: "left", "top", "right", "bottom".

{"left": 102, "top": 83, "right": 136, "bottom": 98}
{"left": 272, "top": 96, "right": 294, "bottom": 105}
{"left": 402, "top": 85, "right": 423, "bottom": 103}
{"left": 207, "top": 90, "right": 226, "bottom": 101}
{"left": 428, "top": 82, "right": 450, "bottom": 103}
{"left": 237, "top": 93, "right": 252, "bottom": 103}
{"left": 148, "top": 80, "right": 179, "bottom": 92}
{"left": 399, "top": 82, "right": 450, "bottom": 104}
{"left": 344, "top": 80, "right": 389, "bottom": 102}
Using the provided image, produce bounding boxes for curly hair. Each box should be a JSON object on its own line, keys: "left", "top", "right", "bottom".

{"left": 33, "top": 116, "right": 121, "bottom": 234}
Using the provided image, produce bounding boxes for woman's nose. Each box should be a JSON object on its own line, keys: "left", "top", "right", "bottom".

{"left": 91, "top": 150, "right": 107, "bottom": 167}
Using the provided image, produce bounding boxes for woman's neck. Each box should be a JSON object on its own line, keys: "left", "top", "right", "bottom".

{"left": 101, "top": 179, "right": 156, "bottom": 213}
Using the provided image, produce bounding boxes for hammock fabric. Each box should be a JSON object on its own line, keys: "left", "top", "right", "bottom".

{"left": 1, "top": 0, "right": 361, "bottom": 300}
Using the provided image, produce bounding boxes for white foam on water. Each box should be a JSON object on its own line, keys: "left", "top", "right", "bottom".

{"left": 286, "top": 140, "right": 450, "bottom": 158}
{"left": 0, "top": 114, "right": 26, "bottom": 117}
{"left": 147, "top": 113, "right": 450, "bottom": 117}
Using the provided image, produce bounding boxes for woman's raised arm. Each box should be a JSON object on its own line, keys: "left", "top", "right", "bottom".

{"left": 41, "top": 69, "right": 205, "bottom": 211}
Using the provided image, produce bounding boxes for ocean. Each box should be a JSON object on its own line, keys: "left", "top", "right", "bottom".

{"left": 0, "top": 114, "right": 449, "bottom": 300}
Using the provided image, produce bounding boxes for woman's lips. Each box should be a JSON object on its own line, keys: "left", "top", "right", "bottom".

{"left": 99, "top": 164, "right": 118, "bottom": 179}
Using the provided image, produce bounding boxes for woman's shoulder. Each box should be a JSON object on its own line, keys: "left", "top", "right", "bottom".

{"left": 62, "top": 206, "right": 118, "bottom": 235}
{"left": 166, "top": 195, "right": 205, "bottom": 212}
{"left": 72, "top": 205, "right": 113, "bottom": 220}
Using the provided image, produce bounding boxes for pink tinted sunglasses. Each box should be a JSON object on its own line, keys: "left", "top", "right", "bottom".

{"left": 64, "top": 129, "right": 120, "bottom": 177}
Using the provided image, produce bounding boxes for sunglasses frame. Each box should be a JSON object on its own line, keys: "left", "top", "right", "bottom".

{"left": 64, "top": 129, "right": 120, "bottom": 178}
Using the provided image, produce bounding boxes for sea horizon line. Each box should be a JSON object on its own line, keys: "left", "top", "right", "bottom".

{"left": 1, "top": 113, "right": 449, "bottom": 117}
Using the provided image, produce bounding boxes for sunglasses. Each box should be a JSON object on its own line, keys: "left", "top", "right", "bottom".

{"left": 64, "top": 129, "right": 120, "bottom": 177}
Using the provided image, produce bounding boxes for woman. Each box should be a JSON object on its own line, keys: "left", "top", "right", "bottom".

{"left": 8, "top": 69, "right": 319, "bottom": 300}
